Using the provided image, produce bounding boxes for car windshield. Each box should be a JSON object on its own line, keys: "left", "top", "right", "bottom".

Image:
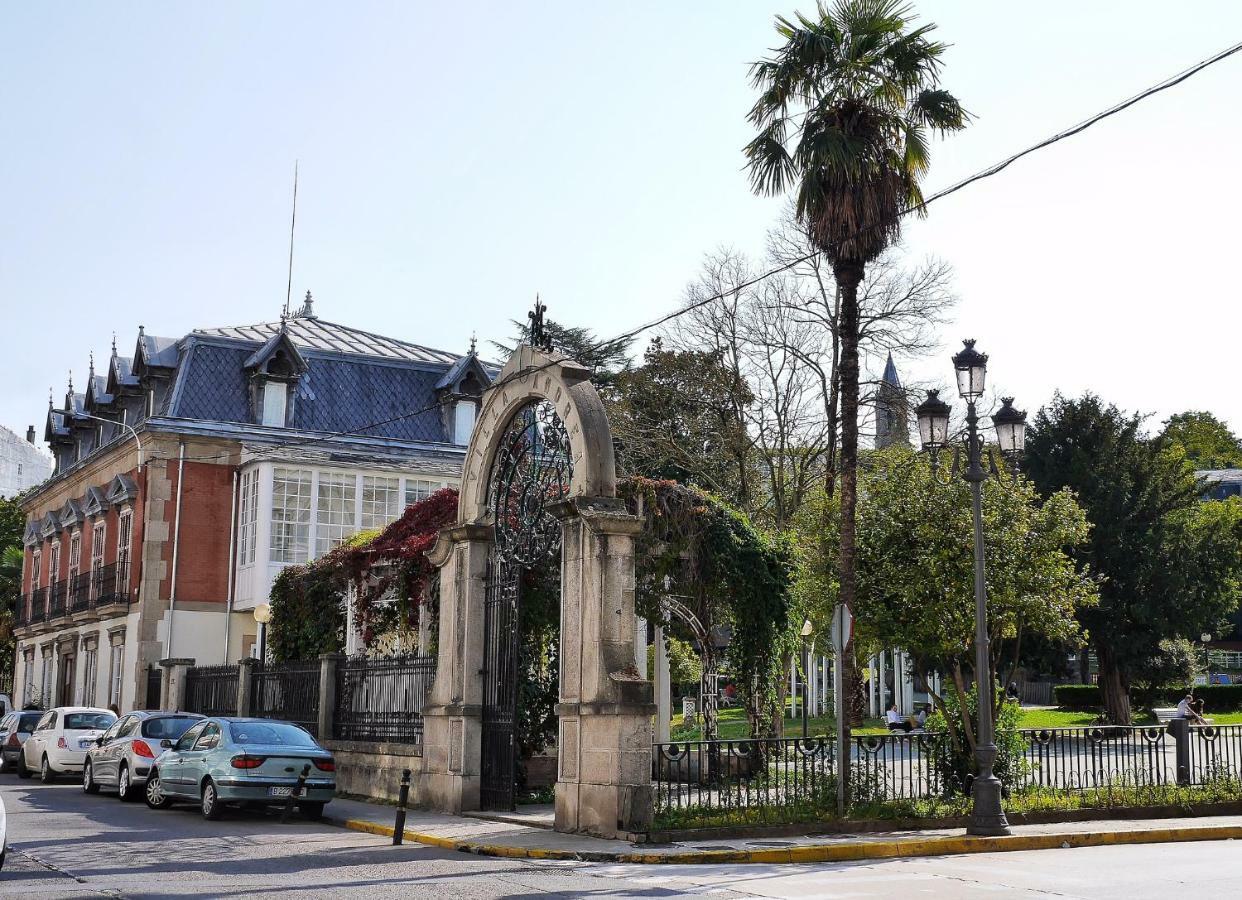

{"left": 19, "top": 713, "right": 42, "bottom": 731}
{"left": 142, "top": 716, "right": 201, "bottom": 740}
{"left": 64, "top": 712, "right": 116, "bottom": 731}
{"left": 229, "top": 722, "right": 317, "bottom": 747}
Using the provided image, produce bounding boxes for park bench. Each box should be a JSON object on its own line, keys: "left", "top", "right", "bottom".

{"left": 1153, "top": 707, "right": 1179, "bottom": 724}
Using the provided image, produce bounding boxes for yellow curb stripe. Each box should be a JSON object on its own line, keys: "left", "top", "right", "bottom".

{"left": 335, "top": 817, "right": 1242, "bottom": 866}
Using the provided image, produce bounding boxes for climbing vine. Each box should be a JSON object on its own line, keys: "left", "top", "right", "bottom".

{"left": 620, "top": 477, "right": 793, "bottom": 738}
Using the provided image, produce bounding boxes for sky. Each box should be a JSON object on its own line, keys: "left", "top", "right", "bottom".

{"left": 2, "top": 1, "right": 1240, "bottom": 444}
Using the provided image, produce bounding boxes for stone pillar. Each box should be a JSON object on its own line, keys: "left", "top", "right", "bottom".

{"left": 237, "top": 657, "right": 255, "bottom": 716}
{"left": 417, "top": 523, "right": 492, "bottom": 814}
{"left": 654, "top": 623, "right": 671, "bottom": 743}
{"left": 553, "top": 497, "right": 654, "bottom": 840}
{"left": 318, "top": 653, "right": 342, "bottom": 739}
{"left": 160, "top": 657, "right": 194, "bottom": 711}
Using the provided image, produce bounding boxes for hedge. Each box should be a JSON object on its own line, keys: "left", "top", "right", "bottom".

{"left": 1053, "top": 683, "right": 1242, "bottom": 713}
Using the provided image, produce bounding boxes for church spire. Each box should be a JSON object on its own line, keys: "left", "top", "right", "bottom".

{"left": 875, "top": 353, "right": 910, "bottom": 450}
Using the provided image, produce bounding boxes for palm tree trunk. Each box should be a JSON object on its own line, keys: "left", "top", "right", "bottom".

{"left": 833, "top": 259, "right": 865, "bottom": 800}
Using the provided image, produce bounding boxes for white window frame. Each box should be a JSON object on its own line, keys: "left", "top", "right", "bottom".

{"left": 40, "top": 649, "right": 53, "bottom": 707}
{"left": 360, "top": 475, "right": 400, "bottom": 531}
{"left": 109, "top": 640, "right": 125, "bottom": 707}
{"left": 238, "top": 469, "right": 258, "bottom": 567}
{"left": 261, "top": 380, "right": 288, "bottom": 427}
{"left": 315, "top": 471, "right": 358, "bottom": 558}
{"left": 270, "top": 467, "right": 312, "bottom": 563}
{"left": 22, "top": 650, "right": 34, "bottom": 706}
{"left": 48, "top": 542, "right": 60, "bottom": 586}
{"left": 90, "top": 520, "right": 106, "bottom": 598}
{"left": 82, "top": 644, "right": 98, "bottom": 707}
{"left": 68, "top": 530, "right": 82, "bottom": 583}
{"left": 116, "top": 509, "right": 133, "bottom": 592}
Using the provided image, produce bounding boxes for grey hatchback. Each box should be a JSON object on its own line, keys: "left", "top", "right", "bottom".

{"left": 0, "top": 711, "right": 44, "bottom": 774}
{"left": 83, "top": 711, "right": 204, "bottom": 802}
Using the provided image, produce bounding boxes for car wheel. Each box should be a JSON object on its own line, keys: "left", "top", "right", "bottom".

{"left": 83, "top": 760, "right": 100, "bottom": 794}
{"left": 40, "top": 755, "right": 55, "bottom": 784}
{"left": 16, "top": 753, "right": 31, "bottom": 779}
{"left": 298, "top": 801, "right": 326, "bottom": 820}
{"left": 117, "top": 765, "right": 137, "bottom": 802}
{"left": 200, "top": 779, "right": 224, "bottom": 821}
{"left": 145, "top": 770, "right": 174, "bottom": 810}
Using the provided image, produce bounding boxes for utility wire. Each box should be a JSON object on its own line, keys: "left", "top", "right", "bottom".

{"left": 123, "top": 37, "right": 1242, "bottom": 465}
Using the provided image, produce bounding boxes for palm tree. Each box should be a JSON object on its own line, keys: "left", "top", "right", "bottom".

{"left": 744, "top": 0, "right": 966, "bottom": 779}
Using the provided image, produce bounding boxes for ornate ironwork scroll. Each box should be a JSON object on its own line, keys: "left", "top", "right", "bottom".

{"left": 488, "top": 399, "right": 574, "bottom": 567}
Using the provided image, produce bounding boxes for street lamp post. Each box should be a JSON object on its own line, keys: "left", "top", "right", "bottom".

{"left": 800, "top": 619, "right": 814, "bottom": 738}
{"left": 915, "top": 339, "right": 1027, "bottom": 838}
{"left": 253, "top": 603, "right": 272, "bottom": 663}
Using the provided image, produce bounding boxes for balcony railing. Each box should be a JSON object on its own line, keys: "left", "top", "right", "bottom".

{"left": 48, "top": 581, "right": 67, "bottom": 619}
{"left": 94, "top": 562, "right": 126, "bottom": 608}
{"left": 70, "top": 572, "right": 92, "bottom": 613}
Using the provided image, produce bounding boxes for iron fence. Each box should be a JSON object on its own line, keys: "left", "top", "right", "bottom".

{"left": 144, "top": 666, "right": 163, "bottom": 710}
{"left": 184, "top": 664, "right": 240, "bottom": 717}
{"left": 653, "top": 737, "right": 836, "bottom": 821}
{"left": 1017, "top": 725, "right": 1173, "bottom": 789}
{"left": 852, "top": 732, "right": 949, "bottom": 801}
{"left": 253, "top": 660, "right": 321, "bottom": 737}
{"left": 333, "top": 654, "right": 435, "bottom": 745}
{"left": 93, "top": 563, "right": 122, "bottom": 607}
{"left": 1188, "top": 724, "right": 1242, "bottom": 784}
{"left": 1019, "top": 681, "right": 1056, "bottom": 706}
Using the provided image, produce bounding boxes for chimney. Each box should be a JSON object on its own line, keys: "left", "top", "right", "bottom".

{"left": 26, "top": 425, "right": 35, "bottom": 444}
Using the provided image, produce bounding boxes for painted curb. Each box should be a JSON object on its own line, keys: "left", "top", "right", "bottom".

{"left": 330, "top": 816, "right": 1242, "bottom": 865}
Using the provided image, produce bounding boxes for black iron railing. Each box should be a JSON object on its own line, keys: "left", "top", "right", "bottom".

{"left": 1018, "top": 725, "right": 1173, "bottom": 790}
{"left": 1188, "top": 724, "right": 1242, "bottom": 785}
{"left": 653, "top": 737, "right": 836, "bottom": 822}
{"left": 70, "top": 572, "right": 92, "bottom": 613}
{"left": 48, "top": 581, "right": 67, "bottom": 619}
{"left": 333, "top": 654, "right": 435, "bottom": 745}
{"left": 852, "top": 731, "right": 950, "bottom": 802}
{"left": 94, "top": 562, "right": 124, "bottom": 608}
{"left": 15, "top": 592, "right": 39, "bottom": 627}
{"left": 184, "top": 664, "right": 240, "bottom": 718}
{"left": 144, "top": 665, "right": 163, "bottom": 710}
{"left": 253, "top": 661, "right": 321, "bottom": 737}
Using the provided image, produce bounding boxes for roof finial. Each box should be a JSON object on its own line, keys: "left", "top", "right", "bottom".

{"left": 68, "top": 369, "right": 74, "bottom": 394}
{"left": 89, "top": 351, "right": 95, "bottom": 378}
{"left": 469, "top": 331, "right": 477, "bottom": 355}
{"left": 111, "top": 332, "right": 117, "bottom": 356}
{"left": 527, "top": 294, "right": 552, "bottom": 352}
{"left": 301, "top": 289, "right": 313, "bottom": 318}
{"left": 138, "top": 324, "right": 145, "bottom": 339}
{"left": 49, "top": 387, "right": 54, "bottom": 410}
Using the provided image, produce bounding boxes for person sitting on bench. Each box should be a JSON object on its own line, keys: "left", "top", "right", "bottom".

{"left": 886, "top": 703, "right": 912, "bottom": 732}
{"left": 1177, "top": 693, "right": 1208, "bottom": 725}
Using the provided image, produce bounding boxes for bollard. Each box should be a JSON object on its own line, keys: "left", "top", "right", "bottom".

{"left": 392, "top": 768, "right": 411, "bottom": 845}
{"left": 280, "top": 764, "right": 312, "bottom": 824}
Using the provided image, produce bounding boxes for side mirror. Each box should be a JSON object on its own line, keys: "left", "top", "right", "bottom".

{"left": 159, "top": 739, "right": 173, "bottom": 748}
{"left": 95, "top": 736, "right": 106, "bottom": 746}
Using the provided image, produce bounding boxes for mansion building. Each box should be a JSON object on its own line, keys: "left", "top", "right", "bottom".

{"left": 14, "top": 297, "right": 489, "bottom": 711}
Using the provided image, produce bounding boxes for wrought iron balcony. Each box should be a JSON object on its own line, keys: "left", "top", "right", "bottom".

{"left": 70, "top": 572, "right": 92, "bottom": 614}
{"left": 48, "top": 581, "right": 67, "bottom": 620}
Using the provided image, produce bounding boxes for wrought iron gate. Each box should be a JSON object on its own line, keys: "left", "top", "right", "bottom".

{"left": 480, "top": 557, "right": 522, "bottom": 810}
{"left": 478, "top": 397, "right": 574, "bottom": 811}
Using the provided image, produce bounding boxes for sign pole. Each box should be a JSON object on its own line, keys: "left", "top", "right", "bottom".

{"left": 831, "top": 603, "right": 852, "bottom": 820}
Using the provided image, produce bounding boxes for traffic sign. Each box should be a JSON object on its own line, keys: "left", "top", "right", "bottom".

{"left": 830, "top": 603, "right": 853, "bottom": 652}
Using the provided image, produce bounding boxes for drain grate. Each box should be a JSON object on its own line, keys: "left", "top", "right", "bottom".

{"left": 748, "top": 840, "right": 796, "bottom": 848}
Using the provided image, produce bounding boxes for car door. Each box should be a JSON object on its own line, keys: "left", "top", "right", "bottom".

{"left": 24, "top": 712, "right": 55, "bottom": 769}
{"left": 160, "top": 720, "right": 207, "bottom": 797}
{"left": 94, "top": 717, "right": 130, "bottom": 785}
{"left": 180, "top": 723, "right": 221, "bottom": 796}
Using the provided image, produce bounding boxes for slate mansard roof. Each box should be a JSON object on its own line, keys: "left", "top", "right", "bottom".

{"left": 40, "top": 308, "right": 493, "bottom": 483}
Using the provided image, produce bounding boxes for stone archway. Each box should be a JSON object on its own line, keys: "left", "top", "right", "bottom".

{"left": 420, "top": 345, "right": 654, "bottom": 839}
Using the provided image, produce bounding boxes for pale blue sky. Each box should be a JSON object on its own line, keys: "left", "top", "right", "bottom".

{"left": 3, "top": 2, "right": 1240, "bottom": 441}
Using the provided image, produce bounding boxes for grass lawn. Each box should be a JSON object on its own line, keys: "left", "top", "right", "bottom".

{"left": 662, "top": 704, "right": 1242, "bottom": 741}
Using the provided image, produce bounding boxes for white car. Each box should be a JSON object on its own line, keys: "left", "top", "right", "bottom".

{"left": 0, "top": 791, "right": 6, "bottom": 870}
{"left": 19, "top": 707, "right": 116, "bottom": 783}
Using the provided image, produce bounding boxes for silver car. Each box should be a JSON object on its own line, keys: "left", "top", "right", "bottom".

{"left": 0, "top": 710, "right": 44, "bottom": 773}
{"left": 84, "top": 711, "right": 204, "bottom": 802}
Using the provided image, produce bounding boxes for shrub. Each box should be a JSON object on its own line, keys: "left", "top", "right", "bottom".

{"left": 1053, "top": 684, "right": 1100, "bottom": 709}
{"left": 1053, "top": 682, "right": 1242, "bottom": 712}
{"left": 925, "top": 686, "right": 1028, "bottom": 797}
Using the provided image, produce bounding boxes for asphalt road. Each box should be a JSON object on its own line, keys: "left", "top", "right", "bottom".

{"left": 4, "top": 776, "right": 1242, "bottom": 899}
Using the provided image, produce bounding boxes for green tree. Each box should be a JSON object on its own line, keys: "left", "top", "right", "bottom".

{"left": 1024, "top": 394, "right": 1242, "bottom": 724}
{"left": 0, "top": 495, "right": 26, "bottom": 680}
{"left": 1161, "top": 411, "right": 1242, "bottom": 470}
{"left": 493, "top": 317, "right": 633, "bottom": 391}
{"left": 609, "top": 339, "right": 756, "bottom": 510}
{"left": 744, "top": 0, "right": 968, "bottom": 777}
{"left": 794, "top": 447, "right": 1095, "bottom": 755}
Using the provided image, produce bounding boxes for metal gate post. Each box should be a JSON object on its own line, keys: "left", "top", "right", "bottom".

{"left": 237, "top": 658, "right": 255, "bottom": 717}
{"left": 1169, "top": 718, "right": 1191, "bottom": 785}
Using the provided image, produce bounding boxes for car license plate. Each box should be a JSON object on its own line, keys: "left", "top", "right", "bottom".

{"left": 269, "top": 786, "right": 294, "bottom": 797}
{"left": 78, "top": 739, "right": 93, "bottom": 749}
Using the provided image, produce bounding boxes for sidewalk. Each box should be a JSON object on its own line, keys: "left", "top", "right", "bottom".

{"left": 324, "top": 797, "right": 1242, "bottom": 865}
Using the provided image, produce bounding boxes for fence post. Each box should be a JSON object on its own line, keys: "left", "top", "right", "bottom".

{"left": 318, "top": 653, "right": 342, "bottom": 740}
{"left": 160, "top": 658, "right": 195, "bottom": 712}
{"left": 237, "top": 658, "right": 256, "bottom": 717}
{"left": 1169, "top": 718, "right": 1191, "bottom": 785}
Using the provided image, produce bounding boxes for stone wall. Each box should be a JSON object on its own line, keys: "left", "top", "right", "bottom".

{"left": 322, "top": 739, "right": 423, "bottom": 803}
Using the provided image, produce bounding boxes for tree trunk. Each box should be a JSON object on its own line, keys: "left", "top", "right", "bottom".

{"left": 833, "top": 259, "right": 864, "bottom": 799}
{"left": 1096, "top": 644, "right": 1132, "bottom": 725}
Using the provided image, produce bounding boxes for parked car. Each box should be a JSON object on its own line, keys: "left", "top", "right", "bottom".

{"left": 84, "top": 711, "right": 204, "bottom": 801}
{"left": 0, "top": 710, "right": 44, "bottom": 773}
{"left": 0, "top": 791, "right": 6, "bottom": 870}
{"left": 145, "top": 718, "right": 335, "bottom": 820}
{"left": 19, "top": 708, "right": 117, "bottom": 782}
{"left": 0, "top": 695, "right": 12, "bottom": 718}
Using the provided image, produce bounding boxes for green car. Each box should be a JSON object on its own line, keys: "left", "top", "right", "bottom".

{"left": 144, "top": 717, "right": 336, "bottom": 820}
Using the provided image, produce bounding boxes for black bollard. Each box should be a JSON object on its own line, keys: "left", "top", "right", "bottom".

{"left": 280, "top": 764, "right": 311, "bottom": 824}
{"left": 393, "top": 768, "right": 411, "bottom": 845}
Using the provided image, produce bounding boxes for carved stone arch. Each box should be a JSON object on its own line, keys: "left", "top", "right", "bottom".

{"left": 419, "top": 343, "right": 652, "bottom": 840}
{"left": 456, "top": 345, "right": 616, "bottom": 525}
